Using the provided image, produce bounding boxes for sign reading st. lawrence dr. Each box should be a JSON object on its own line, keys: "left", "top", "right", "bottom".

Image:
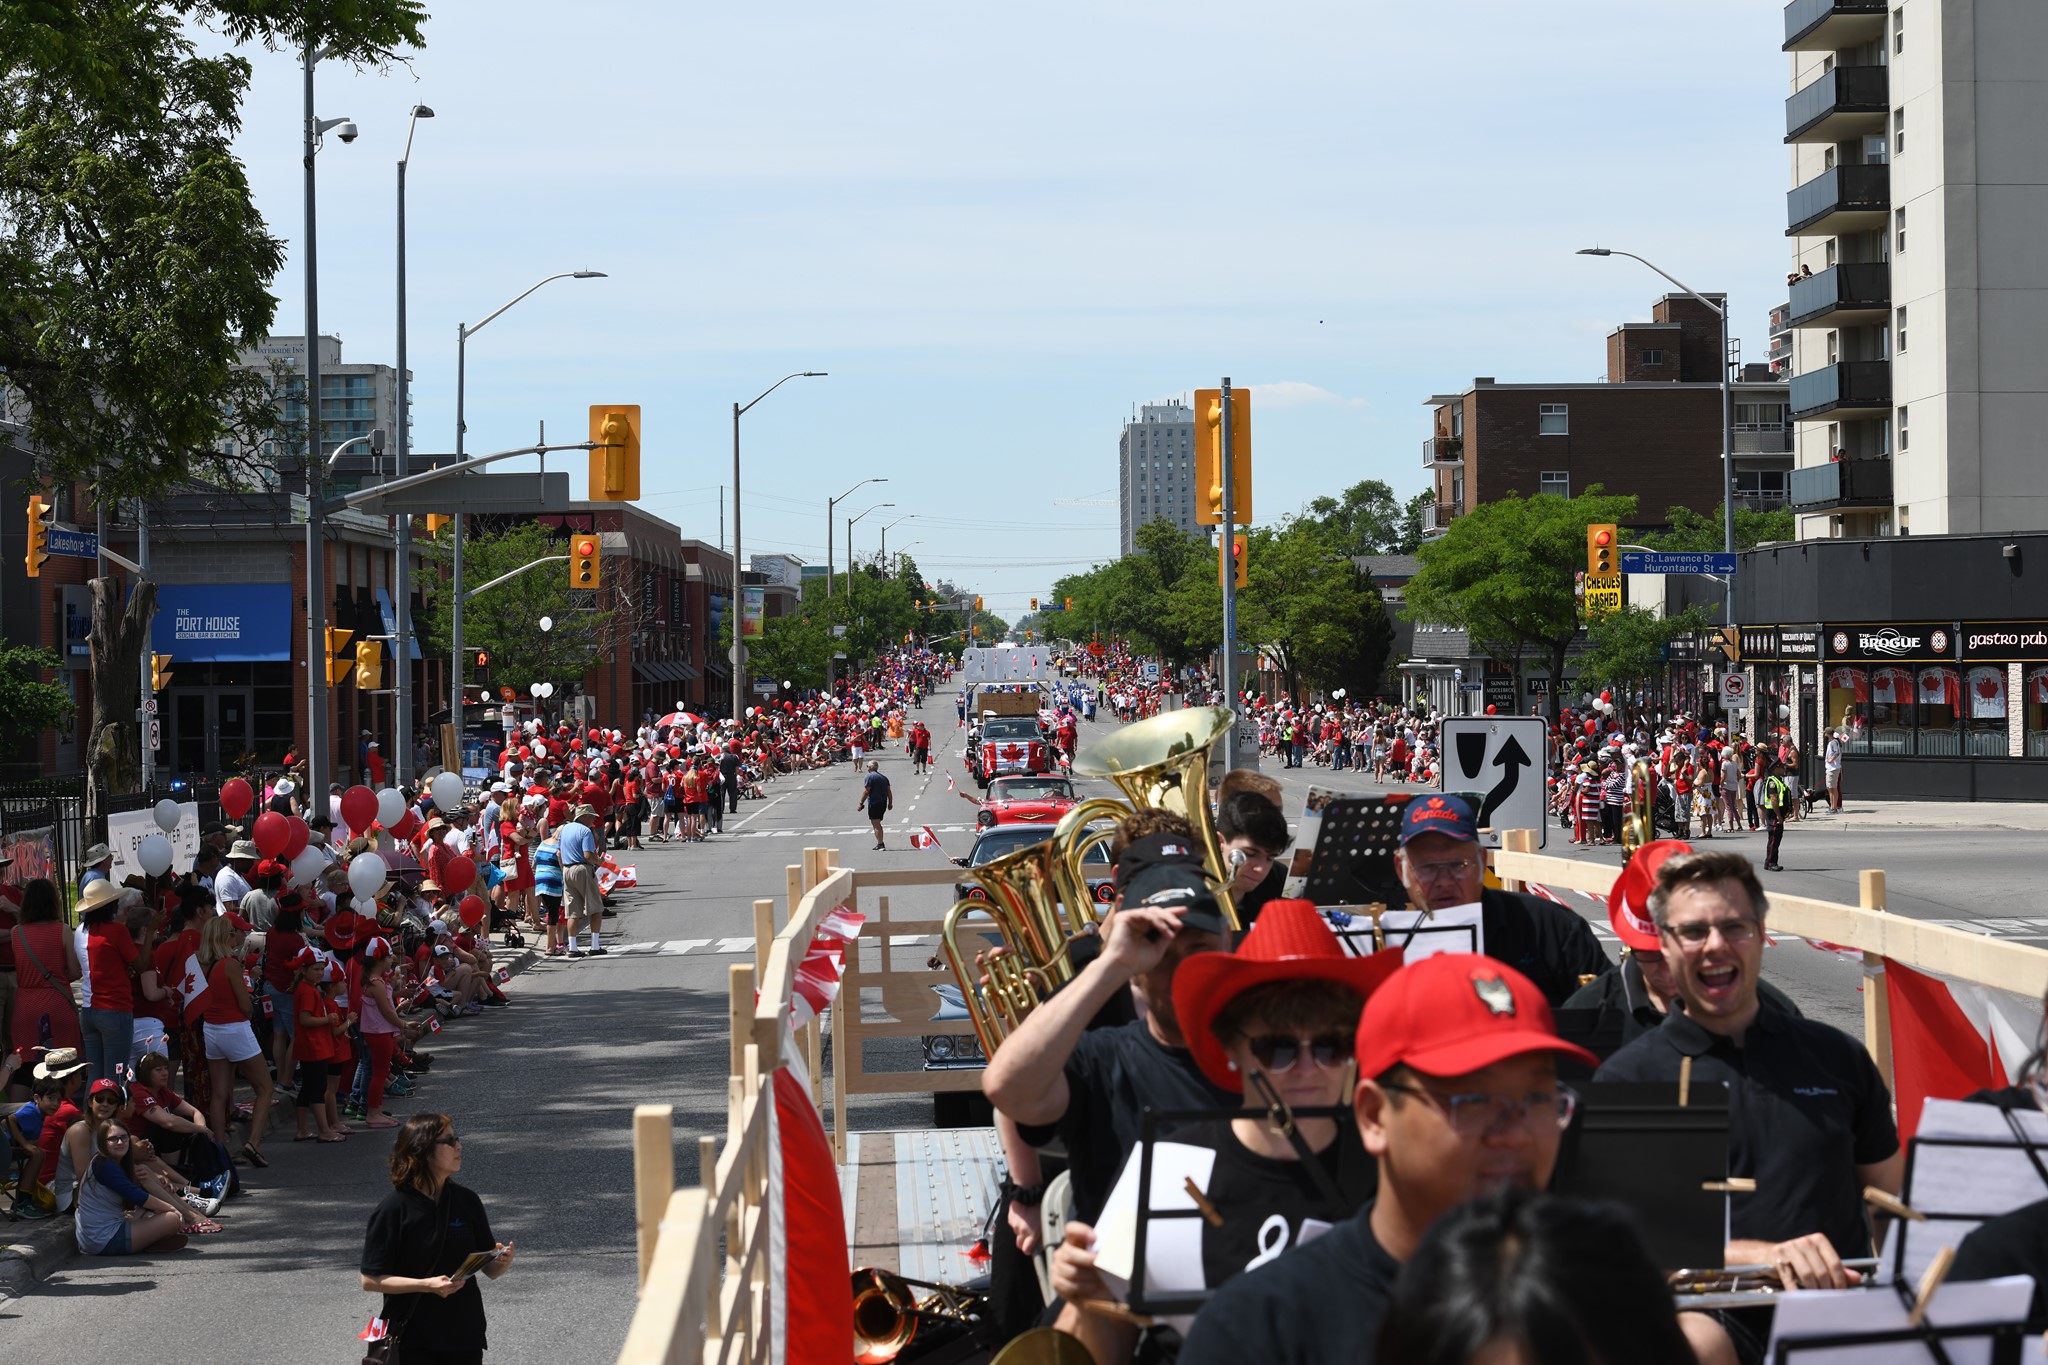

{"left": 1621, "top": 551, "right": 1738, "bottom": 576}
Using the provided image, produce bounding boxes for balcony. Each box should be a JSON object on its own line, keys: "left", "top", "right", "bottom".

{"left": 1420, "top": 502, "right": 1460, "bottom": 538}
{"left": 1733, "top": 424, "right": 1794, "bottom": 455}
{"left": 1785, "top": 65, "right": 1889, "bottom": 142}
{"left": 1787, "top": 262, "right": 1890, "bottom": 328}
{"left": 1783, "top": 0, "right": 1888, "bottom": 51}
{"left": 1789, "top": 360, "right": 1891, "bottom": 420}
{"left": 1423, "top": 435, "right": 1463, "bottom": 468}
{"left": 1787, "top": 164, "right": 1889, "bottom": 237}
{"left": 1789, "top": 458, "right": 1893, "bottom": 511}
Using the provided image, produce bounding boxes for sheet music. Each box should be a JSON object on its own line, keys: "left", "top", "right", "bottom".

{"left": 1091, "top": 1140, "right": 1213, "bottom": 1334}
{"left": 1763, "top": 1275, "right": 2035, "bottom": 1362}
{"left": 1884, "top": 1098, "right": 2048, "bottom": 1286}
{"left": 1376, "top": 901, "right": 1484, "bottom": 962}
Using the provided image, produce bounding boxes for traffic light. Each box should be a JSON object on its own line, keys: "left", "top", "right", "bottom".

{"left": 1221, "top": 532, "right": 1247, "bottom": 588}
{"left": 324, "top": 627, "right": 355, "bottom": 687}
{"left": 974, "top": 595, "right": 984, "bottom": 612}
{"left": 571, "top": 535, "right": 600, "bottom": 589}
{"left": 587, "top": 404, "right": 642, "bottom": 502}
{"left": 424, "top": 515, "right": 449, "bottom": 537}
{"left": 354, "top": 640, "right": 383, "bottom": 690}
{"left": 1030, "top": 598, "right": 1039, "bottom": 612}
{"left": 149, "top": 654, "right": 174, "bottom": 691}
{"left": 1193, "top": 387, "right": 1254, "bottom": 525}
{"left": 1065, "top": 597, "right": 1073, "bottom": 611}
{"left": 25, "top": 495, "right": 51, "bottom": 578}
{"left": 475, "top": 650, "right": 491, "bottom": 678}
{"left": 1586, "top": 523, "right": 1617, "bottom": 577}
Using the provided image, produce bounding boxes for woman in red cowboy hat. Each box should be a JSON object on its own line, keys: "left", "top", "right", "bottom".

{"left": 1049, "top": 900, "right": 1404, "bottom": 1362}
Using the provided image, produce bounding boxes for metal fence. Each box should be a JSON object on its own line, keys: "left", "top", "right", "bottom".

{"left": 0, "top": 779, "right": 224, "bottom": 895}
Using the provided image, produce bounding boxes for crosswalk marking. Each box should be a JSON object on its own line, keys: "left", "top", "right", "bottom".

{"left": 543, "top": 934, "right": 936, "bottom": 961}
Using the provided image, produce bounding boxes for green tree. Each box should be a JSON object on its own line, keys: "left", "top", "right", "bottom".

{"left": 1574, "top": 604, "right": 1713, "bottom": 706}
{"left": 1404, "top": 489, "right": 1639, "bottom": 718}
{"left": 416, "top": 523, "right": 610, "bottom": 699}
{"left": 0, "top": 642, "right": 76, "bottom": 751}
{"left": 1302, "top": 479, "right": 1429, "bottom": 558}
{"left": 719, "top": 609, "right": 833, "bottom": 693}
{"left": 1640, "top": 502, "right": 1796, "bottom": 552}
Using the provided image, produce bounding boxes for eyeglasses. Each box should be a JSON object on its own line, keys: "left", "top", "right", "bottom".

{"left": 1411, "top": 857, "right": 1480, "bottom": 882}
{"left": 104, "top": 1133, "right": 131, "bottom": 1145}
{"left": 435, "top": 1134, "right": 463, "bottom": 1147}
{"left": 1245, "top": 1033, "right": 1354, "bottom": 1073}
{"left": 1383, "top": 1082, "right": 1579, "bottom": 1137}
{"left": 1661, "top": 917, "right": 1761, "bottom": 949}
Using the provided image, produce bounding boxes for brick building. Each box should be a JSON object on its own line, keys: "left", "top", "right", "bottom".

{"left": 1421, "top": 293, "right": 1793, "bottom": 540}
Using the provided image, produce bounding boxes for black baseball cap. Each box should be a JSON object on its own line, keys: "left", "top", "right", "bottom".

{"left": 1114, "top": 832, "right": 1227, "bottom": 936}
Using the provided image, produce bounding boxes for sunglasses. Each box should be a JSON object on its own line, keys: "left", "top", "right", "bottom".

{"left": 1244, "top": 1033, "right": 1354, "bottom": 1073}
{"left": 435, "top": 1134, "right": 463, "bottom": 1147}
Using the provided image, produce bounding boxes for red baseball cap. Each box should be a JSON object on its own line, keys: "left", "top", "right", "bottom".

{"left": 1354, "top": 953, "right": 1595, "bottom": 1080}
{"left": 222, "top": 912, "right": 254, "bottom": 933}
{"left": 1607, "top": 839, "right": 1695, "bottom": 953}
{"left": 1175, "top": 900, "right": 1405, "bottom": 1092}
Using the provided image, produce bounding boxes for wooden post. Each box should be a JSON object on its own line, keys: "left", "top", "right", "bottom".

{"left": 1860, "top": 869, "right": 1893, "bottom": 1085}
{"left": 808, "top": 1012, "right": 824, "bottom": 1107}
{"left": 631, "top": 1104, "right": 674, "bottom": 1290}
{"left": 786, "top": 862, "right": 805, "bottom": 926}
{"left": 753, "top": 897, "right": 776, "bottom": 977}
{"left": 1497, "top": 828, "right": 1533, "bottom": 892}
{"left": 729, "top": 963, "right": 754, "bottom": 1080}
{"left": 831, "top": 993, "right": 849, "bottom": 1165}
{"left": 699, "top": 1134, "right": 718, "bottom": 1194}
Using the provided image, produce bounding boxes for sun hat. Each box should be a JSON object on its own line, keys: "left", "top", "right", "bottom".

{"left": 76, "top": 879, "right": 131, "bottom": 916}
{"left": 1354, "top": 953, "right": 1595, "bottom": 1081}
{"left": 1174, "top": 899, "right": 1406, "bottom": 1092}
{"left": 228, "top": 841, "right": 261, "bottom": 861}
{"left": 33, "top": 1048, "right": 88, "bottom": 1081}
{"left": 82, "top": 842, "right": 114, "bottom": 866}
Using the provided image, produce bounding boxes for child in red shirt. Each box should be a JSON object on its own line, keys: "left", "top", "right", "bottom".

{"left": 287, "top": 949, "right": 341, "bottom": 1142}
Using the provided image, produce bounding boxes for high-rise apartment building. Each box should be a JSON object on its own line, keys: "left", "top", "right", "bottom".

{"left": 1117, "top": 400, "right": 1202, "bottom": 555}
{"left": 228, "top": 335, "right": 405, "bottom": 478}
{"left": 1782, "top": 0, "right": 2048, "bottom": 535}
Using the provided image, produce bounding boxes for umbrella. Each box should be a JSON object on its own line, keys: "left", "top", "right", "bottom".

{"left": 655, "top": 711, "right": 706, "bottom": 730}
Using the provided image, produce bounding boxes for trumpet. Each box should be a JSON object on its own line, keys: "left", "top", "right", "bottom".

{"left": 852, "top": 1267, "right": 986, "bottom": 1364}
{"left": 1669, "top": 1258, "right": 1880, "bottom": 1309}
{"left": 938, "top": 705, "right": 1241, "bottom": 1058}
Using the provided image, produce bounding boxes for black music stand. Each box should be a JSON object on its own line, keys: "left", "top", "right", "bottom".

{"left": 1323, "top": 908, "right": 1481, "bottom": 961}
{"left": 1766, "top": 1279, "right": 2029, "bottom": 1365}
{"left": 1547, "top": 1081, "right": 1732, "bottom": 1274}
{"left": 1125, "top": 1103, "right": 1356, "bottom": 1319}
{"left": 1887, "top": 1109, "right": 2048, "bottom": 1288}
{"left": 1299, "top": 792, "right": 1484, "bottom": 908}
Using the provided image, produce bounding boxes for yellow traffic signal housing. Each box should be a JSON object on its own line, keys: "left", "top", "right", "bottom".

{"left": 324, "top": 627, "right": 355, "bottom": 687}
{"left": 354, "top": 640, "right": 383, "bottom": 690}
{"left": 1586, "top": 523, "right": 1617, "bottom": 578}
{"left": 1030, "top": 598, "right": 1039, "bottom": 612}
{"left": 587, "top": 404, "right": 642, "bottom": 502}
{"left": 424, "top": 514, "right": 450, "bottom": 537}
{"left": 149, "top": 654, "right": 174, "bottom": 691}
{"left": 25, "top": 495, "right": 51, "bottom": 578}
{"left": 1193, "top": 387, "right": 1253, "bottom": 525}
{"left": 974, "top": 595, "right": 984, "bottom": 612}
{"left": 571, "top": 535, "right": 601, "bottom": 589}
{"left": 1065, "top": 597, "right": 1073, "bottom": 611}
{"left": 1221, "top": 532, "right": 1248, "bottom": 588}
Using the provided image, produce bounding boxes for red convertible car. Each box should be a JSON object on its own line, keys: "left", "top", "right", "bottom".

{"left": 969, "top": 774, "right": 1078, "bottom": 829}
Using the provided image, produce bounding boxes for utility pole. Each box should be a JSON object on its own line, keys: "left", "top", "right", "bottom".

{"left": 301, "top": 45, "right": 332, "bottom": 802}
{"left": 136, "top": 498, "right": 153, "bottom": 788}
{"left": 1219, "top": 377, "right": 1238, "bottom": 770}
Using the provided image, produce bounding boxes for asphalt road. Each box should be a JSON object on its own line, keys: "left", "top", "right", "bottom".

{"left": 7, "top": 690, "right": 2037, "bottom": 1353}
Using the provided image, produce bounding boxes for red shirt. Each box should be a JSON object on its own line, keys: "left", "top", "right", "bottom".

{"left": 81, "top": 921, "right": 137, "bottom": 1012}
{"left": 262, "top": 929, "right": 306, "bottom": 994}
{"left": 581, "top": 780, "right": 611, "bottom": 815}
{"left": 201, "top": 958, "right": 248, "bottom": 1027}
{"left": 155, "top": 928, "right": 207, "bottom": 1026}
{"left": 37, "top": 1099, "right": 80, "bottom": 1182}
{"left": 367, "top": 750, "right": 387, "bottom": 785}
{"left": 292, "top": 981, "right": 335, "bottom": 1061}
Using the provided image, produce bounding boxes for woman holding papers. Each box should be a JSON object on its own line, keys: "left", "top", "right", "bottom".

{"left": 1048, "top": 901, "right": 1401, "bottom": 1364}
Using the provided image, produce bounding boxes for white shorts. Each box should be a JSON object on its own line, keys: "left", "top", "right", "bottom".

{"left": 203, "top": 1019, "right": 262, "bottom": 1063}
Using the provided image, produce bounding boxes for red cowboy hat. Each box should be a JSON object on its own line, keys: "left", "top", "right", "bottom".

{"left": 1607, "top": 839, "right": 1695, "bottom": 953}
{"left": 1174, "top": 899, "right": 1405, "bottom": 1092}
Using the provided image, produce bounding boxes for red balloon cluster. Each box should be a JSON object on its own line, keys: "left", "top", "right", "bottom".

{"left": 339, "top": 785, "right": 378, "bottom": 831}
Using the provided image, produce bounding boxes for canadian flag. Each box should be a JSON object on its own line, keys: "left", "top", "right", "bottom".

{"left": 1885, "top": 957, "right": 2034, "bottom": 1140}
{"left": 946, "top": 774, "right": 956, "bottom": 792}
{"left": 909, "top": 825, "right": 942, "bottom": 850}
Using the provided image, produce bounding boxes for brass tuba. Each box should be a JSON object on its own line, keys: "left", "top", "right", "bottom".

{"left": 1621, "top": 759, "right": 1656, "bottom": 853}
{"left": 938, "top": 705, "right": 1240, "bottom": 1058}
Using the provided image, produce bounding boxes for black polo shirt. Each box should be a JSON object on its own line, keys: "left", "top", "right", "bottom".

{"left": 1014, "top": 1020, "right": 1235, "bottom": 1225}
{"left": 1952, "top": 1196, "right": 2048, "bottom": 1332}
{"left": 1594, "top": 995, "right": 1898, "bottom": 1258}
{"left": 1563, "top": 956, "right": 1806, "bottom": 1046}
{"left": 1178, "top": 1202, "right": 1399, "bottom": 1365}
{"left": 1479, "top": 887, "right": 1613, "bottom": 1006}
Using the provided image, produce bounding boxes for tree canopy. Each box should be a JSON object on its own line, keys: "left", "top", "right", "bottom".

{"left": 415, "top": 522, "right": 611, "bottom": 698}
{"left": 1301, "top": 479, "right": 1432, "bottom": 558}
{"left": 1639, "top": 501, "right": 1797, "bottom": 553}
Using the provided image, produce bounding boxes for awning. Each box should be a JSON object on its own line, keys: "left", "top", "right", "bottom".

{"left": 633, "top": 659, "right": 699, "bottom": 685}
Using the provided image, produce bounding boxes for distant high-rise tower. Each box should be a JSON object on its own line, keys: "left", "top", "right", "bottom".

{"left": 1117, "top": 399, "right": 1201, "bottom": 555}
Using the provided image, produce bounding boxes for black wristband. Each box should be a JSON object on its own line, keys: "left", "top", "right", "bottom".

{"left": 1005, "top": 1179, "right": 1045, "bottom": 1206}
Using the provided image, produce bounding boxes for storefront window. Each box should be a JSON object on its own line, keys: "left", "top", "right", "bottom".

{"left": 1827, "top": 666, "right": 1871, "bottom": 753}
{"left": 1964, "top": 665, "right": 2009, "bottom": 757}
{"left": 2028, "top": 667, "right": 2048, "bottom": 758}
{"left": 1913, "top": 666, "right": 1962, "bottom": 755}
{"left": 1869, "top": 665, "right": 1914, "bottom": 754}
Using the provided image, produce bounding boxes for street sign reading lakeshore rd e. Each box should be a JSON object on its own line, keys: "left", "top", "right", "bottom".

{"left": 48, "top": 528, "right": 99, "bottom": 559}
{"left": 1621, "top": 551, "right": 1739, "bottom": 576}
{"left": 1441, "top": 717, "right": 1548, "bottom": 850}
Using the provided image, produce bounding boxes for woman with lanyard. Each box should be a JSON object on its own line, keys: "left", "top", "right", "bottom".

{"left": 359, "top": 1112, "right": 517, "bottom": 1364}
{"left": 1049, "top": 901, "right": 1401, "bottom": 1363}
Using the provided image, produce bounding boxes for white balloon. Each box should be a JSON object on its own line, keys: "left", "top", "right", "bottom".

{"left": 532, "top": 739, "right": 548, "bottom": 757}
{"left": 376, "top": 788, "right": 406, "bottom": 826}
{"left": 152, "top": 798, "right": 181, "bottom": 833}
{"left": 539, "top": 615, "right": 553, "bottom": 632}
{"left": 539, "top": 682, "right": 554, "bottom": 698}
{"left": 135, "top": 834, "right": 174, "bottom": 877}
{"left": 289, "top": 847, "right": 326, "bottom": 887}
{"left": 430, "top": 771, "right": 465, "bottom": 813}
{"left": 530, "top": 683, "right": 544, "bottom": 697}
{"left": 347, "top": 851, "right": 387, "bottom": 900}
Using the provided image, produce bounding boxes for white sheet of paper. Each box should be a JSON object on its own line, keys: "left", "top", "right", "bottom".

{"left": 1882, "top": 1098, "right": 2048, "bottom": 1287}
{"left": 1763, "top": 1275, "right": 2036, "bottom": 1363}
{"left": 1091, "top": 1141, "right": 1215, "bottom": 1334}
{"left": 1376, "top": 901, "right": 1484, "bottom": 962}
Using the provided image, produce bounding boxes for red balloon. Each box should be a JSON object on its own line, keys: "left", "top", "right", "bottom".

{"left": 1599, "top": 690, "right": 1613, "bottom": 704}
{"left": 1584, "top": 719, "right": 1598, "bottom": 736}
{"left": 280, "top": 817, "right": 310, "bottom": 862}
{"left": 1485, "top": 704, "right": 1498, "bottom": 715}
{"left": 458, "top": 894, "right": 487, "bottom": 928}
{"left": 444, "top": 856, "right": 478, "bottom": 893}
{"left": 220, "top": 777, "right": 254, "bottom": 819}
{"left": 252, "top": 810, "right": 291, "bottom": 857}
{"left": 340, "top": 785, "right": 378, "bottom": 831}
{"left": 392, "top": 810, "right": 421, "bottom": 841}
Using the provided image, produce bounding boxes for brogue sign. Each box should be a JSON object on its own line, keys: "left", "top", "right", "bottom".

{"left": 1823, "top": 623, "right": 1957, "bottom": 663}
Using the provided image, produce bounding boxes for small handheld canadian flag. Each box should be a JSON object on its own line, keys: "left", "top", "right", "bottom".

{"left": 946, "top": 774, "right": 957, "bottom": 792}
{"left": 909, "top": 826, "right": 942, "bottom": 851}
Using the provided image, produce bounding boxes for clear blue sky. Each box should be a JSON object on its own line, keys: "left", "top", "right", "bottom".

{"left": 229, "top": 0, "right": 1795, "bottom": 616}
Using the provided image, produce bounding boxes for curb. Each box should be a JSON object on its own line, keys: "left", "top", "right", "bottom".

{"left": 0, "top": 939, "right": 539, "bottom": 1305}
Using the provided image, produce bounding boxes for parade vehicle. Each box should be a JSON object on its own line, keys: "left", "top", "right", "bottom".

{"left": 972, "top": 774, "right": 1079, "bottom": 828}
{"left": 971, "top": 714, "right": 1051, "bottom": 786}
{"left": 948, "top": 821, "right": 1114, "bottom": 909}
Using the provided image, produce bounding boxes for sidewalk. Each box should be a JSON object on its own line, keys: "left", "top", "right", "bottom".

{"left": 0, "top": 942, "right": 538, "bottom": 1303}
{"left": 1785, "top": 799, "right": 2048, "bottom": 833}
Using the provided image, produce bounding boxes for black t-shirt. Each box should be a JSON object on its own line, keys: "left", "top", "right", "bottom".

{"left": 860, "top": 771, "right": 891, "bottom": 810}
{"left": 1952, "top": 1195, "right": 2048, "bottom": 1332}
{"left": 1015, "top": 1020, "right": 1236, "bottom": 1225}
{"left": 1479, "top": 888, "right": 1613, "bottom": 1006}
{"left": 359, "top": 1181, "right": 497, "bottom": 1351}
{"left": 1235, "top": 864, "right": 1287, "bottom": 926}
{"left": 1595, "top": 996, "right": 1898, "bottom": 1258}
{"left": 1178, "top": 1202, "right": 1399, "bottom": 1365}
{"left": 1163, "top": 1118, "right": 1377, "bottom": 1289}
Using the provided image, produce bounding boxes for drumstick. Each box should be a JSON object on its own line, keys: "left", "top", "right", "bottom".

{"left": 1183, "top": 1177, "right": 1225, "bottom": 1228}
{"left": 1679, "top": 1055, "right": 1693, "bottom": 1108}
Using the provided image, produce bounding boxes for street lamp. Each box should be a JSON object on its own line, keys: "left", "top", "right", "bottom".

{"left": 732, "top": 371, "right": 826, "bottom": 720}
{"left": 826, "top": 476, "right": 886, "bottom": 599}
{"left": 1576, "top": 246, "right": 1735, "bottom": 624}
{"left": 893, "top": 540, "right": 924, "bottom": 577}
{"left": 845, "top": 502, "right": 894, "bottom": 589}
{"left": 393, "top": 102, "right": 433, "bottom": 790}
{"left": 450, "top": 269, "right": 606, "bottom": 754}
{"left": 300, "top": 44, "right": 355, "bottom": 804}
{"left": 879, "top": 513, "right": 917, "bottom": 572}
